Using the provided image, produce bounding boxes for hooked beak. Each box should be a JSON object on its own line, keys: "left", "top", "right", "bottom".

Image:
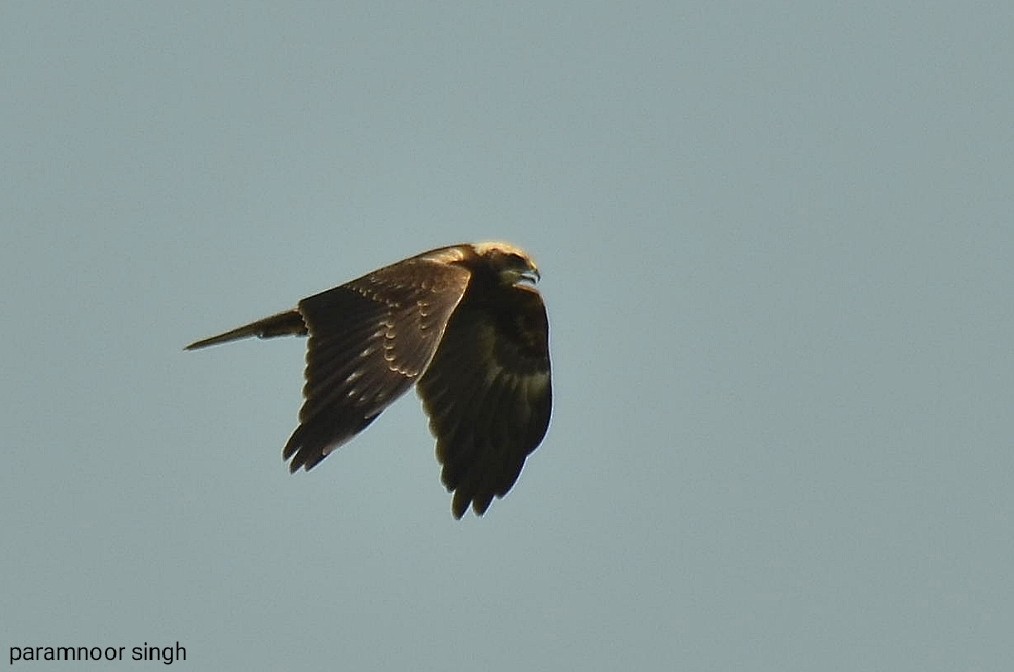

{"left": 520, "top": 266, "right": 541, "bottom": 284}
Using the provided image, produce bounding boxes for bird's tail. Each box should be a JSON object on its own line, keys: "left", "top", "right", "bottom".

{"left": 185, "top": 309, "right": 308, "bottom": 350}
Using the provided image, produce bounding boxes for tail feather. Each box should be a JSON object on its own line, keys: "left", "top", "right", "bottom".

{"left": 185, "top": 309, "right": 307, "bottom": 350}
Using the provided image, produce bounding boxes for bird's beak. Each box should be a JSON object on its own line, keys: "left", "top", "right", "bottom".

{"left": 520, "top": 265, "right": 541, "bottom": 284}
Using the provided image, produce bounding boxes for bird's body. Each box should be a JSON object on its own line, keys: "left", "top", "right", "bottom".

{"left": 187, "top": 242, "right": 551, "bottom": 518}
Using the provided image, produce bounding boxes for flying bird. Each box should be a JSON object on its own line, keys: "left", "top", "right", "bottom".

{"left": 186, "top": 242, "right": 551, "bottom": 518}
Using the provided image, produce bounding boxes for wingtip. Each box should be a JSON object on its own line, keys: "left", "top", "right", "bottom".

{"left": 451, "top": 492, "right": 468, "bottom": 519}
{"left": 450, "top": 492, "right": 493, "bottom": 519}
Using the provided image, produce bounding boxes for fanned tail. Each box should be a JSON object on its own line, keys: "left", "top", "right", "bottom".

{"left": 185, "top": 309, "right": 307, "bottom": 350}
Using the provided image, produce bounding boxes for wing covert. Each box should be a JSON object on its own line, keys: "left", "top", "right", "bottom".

{"left": 284, "top": 259, "right": 472, "bottom": 471}
{"left": 417, "top": 284, "right": 551, "bottom": 518}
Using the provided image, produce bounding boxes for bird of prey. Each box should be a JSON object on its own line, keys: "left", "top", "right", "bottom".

{"left": 186, "top": 242, "right": 551, "bottom": 518}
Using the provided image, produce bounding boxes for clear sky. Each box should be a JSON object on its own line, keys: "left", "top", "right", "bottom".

{"left": 3, "top": 2, "right": 1012, "bottom": 670}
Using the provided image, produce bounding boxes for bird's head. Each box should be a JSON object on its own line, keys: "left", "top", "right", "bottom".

{"left": 473, "top": 241, "right": 541, "bottom": 286}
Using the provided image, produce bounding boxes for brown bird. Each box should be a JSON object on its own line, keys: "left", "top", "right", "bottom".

{"left": 186, "top": 242, "right": 551, "bottom": 518}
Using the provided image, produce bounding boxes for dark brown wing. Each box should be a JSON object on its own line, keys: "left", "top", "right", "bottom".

{"left": 284, "top": 258, "right": 472, "bottom": 472}
{"left": 417, "top": 284, "right": 551, "bottom": 518}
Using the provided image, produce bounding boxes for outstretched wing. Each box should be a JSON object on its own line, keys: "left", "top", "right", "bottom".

{"left": 284, "top": 258, "right": 472, "bottom": 472}
{"left": 417, "top": 284, "right": 551, "bottom": 518}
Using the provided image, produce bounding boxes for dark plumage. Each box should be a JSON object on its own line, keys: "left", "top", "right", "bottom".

{"left": 186, "top": 242, "right": 551, "bottom": 518}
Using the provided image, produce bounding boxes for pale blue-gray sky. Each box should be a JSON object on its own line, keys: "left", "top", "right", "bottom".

{"left": 3, "top": 2, "right": 1013, "bottom": 670}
